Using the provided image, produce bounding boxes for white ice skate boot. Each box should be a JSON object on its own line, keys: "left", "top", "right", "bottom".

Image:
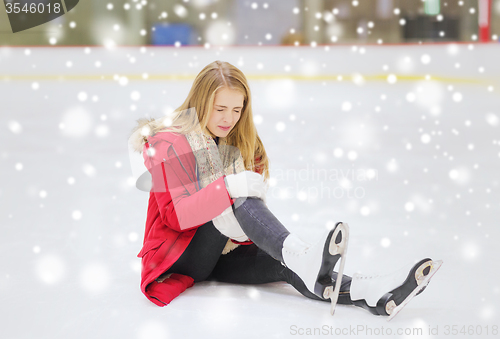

{"left": 281, "top": 222, "right": 349, "bottom": 315}
{"left": 350, "top": 258, "right": 443, "bottom": 320}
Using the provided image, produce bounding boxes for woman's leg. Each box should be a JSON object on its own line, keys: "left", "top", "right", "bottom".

{"left": 161, "top": 220, "right": 228, "bottom": 282}
{"left": 232, "top": 196, "right": 350, "bottom": 304}
{"left": 231, "top": 197, "right": 290, "bottom": 262}
{"left": 208, "top": 243, "right": 353, "bottom": 304}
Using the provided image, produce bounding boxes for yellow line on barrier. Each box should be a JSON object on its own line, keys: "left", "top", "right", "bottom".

{"left": 0, "top": 73, "right": 489, "bottom": 84}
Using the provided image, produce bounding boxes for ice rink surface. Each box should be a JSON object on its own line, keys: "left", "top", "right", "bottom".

{"left": 1, "top": 44, "right": 499, "bottom": 338}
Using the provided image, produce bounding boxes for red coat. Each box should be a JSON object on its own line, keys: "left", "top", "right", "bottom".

{"left": 137, "top": 131, "right": 250, "bottom": 306}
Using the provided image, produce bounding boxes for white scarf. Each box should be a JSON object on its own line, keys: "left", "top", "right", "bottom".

{"left": 184, "top": 130, "right": 245, "bottom": 187}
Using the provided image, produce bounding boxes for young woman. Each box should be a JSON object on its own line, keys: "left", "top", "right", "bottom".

{"left": 129, "top": 60, "right": 441, "bottom": 318}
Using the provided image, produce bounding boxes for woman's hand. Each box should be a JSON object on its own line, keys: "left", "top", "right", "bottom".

{"left": 224, "top": 171, "right": 268, "bottom": 202}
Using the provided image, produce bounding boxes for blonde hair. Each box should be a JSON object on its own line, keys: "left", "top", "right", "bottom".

{"left": 147, "top": 60, "right": 269, "bottom": 180}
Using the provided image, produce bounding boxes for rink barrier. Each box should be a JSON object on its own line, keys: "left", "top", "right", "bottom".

{"left": 1, "top": 41, "right": 499, "bottom": 48}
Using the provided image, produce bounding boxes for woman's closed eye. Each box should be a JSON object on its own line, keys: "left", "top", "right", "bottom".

{"left": 218, "top": 109, "right": 240, "bottom": 113}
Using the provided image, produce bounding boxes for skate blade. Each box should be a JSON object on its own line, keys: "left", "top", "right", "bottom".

{"left": 328, "top": 222, "right": 350, "bottom": 315}
{"left": 387, "top": 259, "right": 443, "bottom": 321}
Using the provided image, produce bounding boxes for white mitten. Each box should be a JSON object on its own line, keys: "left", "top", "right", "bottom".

{"left": 212, "top": 206, "right": 249, "bottom": 242}
{"left": 224, "top": 171, "right": 268, "bottom": 202}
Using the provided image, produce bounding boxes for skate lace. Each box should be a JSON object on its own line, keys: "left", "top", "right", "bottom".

{"left": 356, "top": 273, "right": 382, "bottom": 280}
{"left": 283, "top": 247, "right": 309, "bottom": 256}
{"left": 355, "top": 262, "right": 414, "bottom": 280}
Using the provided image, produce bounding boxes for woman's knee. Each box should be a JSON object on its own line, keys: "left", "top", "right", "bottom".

{"left": 232, "top": 197, "right": 247, "bottom": 210}
{"left": 233, "top": 197, "right": 265, "bottom": 216}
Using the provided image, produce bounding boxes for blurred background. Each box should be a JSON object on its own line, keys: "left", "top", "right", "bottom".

{"left": 1, "top": 0, "right": 499, "bottom": 46}
{"left": 2, "top": 1, "right": 500, "bottom": 338}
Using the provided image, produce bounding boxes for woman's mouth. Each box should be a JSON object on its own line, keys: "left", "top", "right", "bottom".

{"left": 218, "top": 126, "right": 231, "bottom": 131}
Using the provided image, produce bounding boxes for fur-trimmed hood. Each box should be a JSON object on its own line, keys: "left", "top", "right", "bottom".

{"left": 128, "top": 116, "right": 173, "bottom": 191}
{"left": 129, "top": 116, "right": 171, "bottom": 154}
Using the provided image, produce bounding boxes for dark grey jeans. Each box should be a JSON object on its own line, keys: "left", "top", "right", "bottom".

{"left": 164, "top": 197, "right": 352, "bottom": 304}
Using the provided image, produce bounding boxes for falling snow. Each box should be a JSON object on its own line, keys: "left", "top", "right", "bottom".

{"left": 1, "top": 40, "right": 499, "bottom": 339}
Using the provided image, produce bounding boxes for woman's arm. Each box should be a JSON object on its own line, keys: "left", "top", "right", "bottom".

{"left": 147, "top": 139, "right": 233, "bottom": 233}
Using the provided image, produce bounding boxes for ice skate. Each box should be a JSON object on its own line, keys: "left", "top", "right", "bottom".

{"left": 281, "top": 222, "right": 349, "bottom": 315}
{"left": 350, "top": 258, "right": 443, "bottom": 320}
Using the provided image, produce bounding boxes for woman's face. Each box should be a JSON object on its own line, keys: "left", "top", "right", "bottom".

{"left": 207, "top": 87, "right": 244, "bottom": 138}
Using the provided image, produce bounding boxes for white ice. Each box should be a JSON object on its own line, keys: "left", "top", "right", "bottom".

{"left": 1, "top": 44, "right": 499, "bottom": 338}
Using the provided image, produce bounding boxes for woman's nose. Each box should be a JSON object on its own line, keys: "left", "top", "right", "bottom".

{"left": 222, "top": 110, "right": 232, "bottom": 122}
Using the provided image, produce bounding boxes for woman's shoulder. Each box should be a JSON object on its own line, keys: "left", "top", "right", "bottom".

{"left": 130, "top": 117, "right": 184, "bottom": 153}
{"left": 147, "top": 130, "right": 192, "bottom": 156}
{"left": 149, "top": 130, "right": 183, "bottom": 143}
